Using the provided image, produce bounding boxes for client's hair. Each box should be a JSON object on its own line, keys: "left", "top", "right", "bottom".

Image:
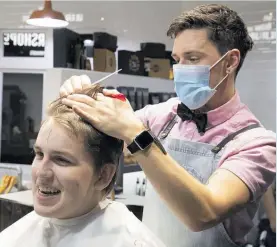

{"left": 46, "top": 85, "right": 124, "bottom": 195}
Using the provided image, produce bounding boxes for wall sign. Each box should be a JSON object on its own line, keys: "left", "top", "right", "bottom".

{"left": 3, "top": 32, "right": 45, "bottom": 57}
{"left": 248, "top": 12, "right": 276, "bottom": 45}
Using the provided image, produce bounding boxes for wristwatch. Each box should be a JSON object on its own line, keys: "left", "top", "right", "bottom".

{"left": 127, "top": 130, "right": 154, "bottom": 154}
{"left": 127, "top": 130, "right": 167, "bottom": 155}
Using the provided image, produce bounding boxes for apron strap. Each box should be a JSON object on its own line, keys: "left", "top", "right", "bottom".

{"left": 158, "top": 114, "right": 179, "bottom": 140}
{"left": 211, "top": 123, "right": 261, "bottom": 154}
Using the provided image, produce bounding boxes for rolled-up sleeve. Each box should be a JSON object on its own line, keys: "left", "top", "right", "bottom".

{"left": 135, "top": 106, "right": 150, "bottom": 128}
{"left": 134, "top": 98, "right": 179, "bottom": 136}
{"left": 219, "top": 131, "right": 276, "bottom": 201}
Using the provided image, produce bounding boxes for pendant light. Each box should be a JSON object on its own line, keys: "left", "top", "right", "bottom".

{"left": 26, "top": 0, "right": 68, "bottom": 28}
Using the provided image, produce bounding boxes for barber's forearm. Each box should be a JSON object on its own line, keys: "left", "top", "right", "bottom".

{"left": 125, "top": 132, "right": 218, "bottom": 231}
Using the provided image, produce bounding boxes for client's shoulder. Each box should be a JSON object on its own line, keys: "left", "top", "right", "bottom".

{"left": 0, "top": 211, "right": 41, "bottom": 243}
{"left": 103, "top": 201, "right": 167, "bottom": 246}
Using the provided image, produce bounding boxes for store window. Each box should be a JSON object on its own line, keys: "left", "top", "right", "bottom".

{"left": 1, "top": 73, "right": 43, "bottom": 165}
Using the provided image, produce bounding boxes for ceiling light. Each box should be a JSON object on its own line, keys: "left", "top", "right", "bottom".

{"left": 84, "top": 39, "right": 94, "bottom": 46}
{"left": 26, "top": 0, "right": 68, "bottom": 28}
{"left": 101, "top": 17, "right": 104, "bottom": 21}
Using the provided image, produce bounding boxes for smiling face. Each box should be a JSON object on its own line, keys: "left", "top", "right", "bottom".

{"left": 32, "top": 118, "right": 100, "bottom": 219}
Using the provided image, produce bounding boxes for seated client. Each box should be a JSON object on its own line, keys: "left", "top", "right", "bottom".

{"left": 0, "top": 85, "right": 166, "bottom": 247}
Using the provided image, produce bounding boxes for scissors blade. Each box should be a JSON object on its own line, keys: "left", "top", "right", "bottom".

{"left": 91, "top": 69, "right": 122, "bottom": 86}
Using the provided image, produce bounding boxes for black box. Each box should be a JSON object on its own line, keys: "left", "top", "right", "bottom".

{"left": 140, "top": 42, "right": 166, "bottom": 58}
{"left": 142, "top": 88, "right": 149, "bottom": 107}
{"left": 118, "top": 50, "right": 144, "bottom": 76}
{"left": 93, "top": 32, "right": 117, "bottom": 52}
{"left": 149, "top": 93, "right": 162, "bottom": 105}
{"left": 161, "top": 93, "right": 171, "bottom": 102}
{"left": 117, "top": 87, "right": 136, "bottom": 110}
{"left": 170, "top": 92, "right": 177, "bottom": 98}
{"left": 135, "top": 88, "right": 144, "bottom": 110}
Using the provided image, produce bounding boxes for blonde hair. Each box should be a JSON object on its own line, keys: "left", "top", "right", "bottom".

{"left": 45, "top": 85, "right": 123, "bottom": 194}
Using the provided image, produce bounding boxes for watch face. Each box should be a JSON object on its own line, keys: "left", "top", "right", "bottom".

{"left": 135, "top": 131, "right": 154, "bottom": 150}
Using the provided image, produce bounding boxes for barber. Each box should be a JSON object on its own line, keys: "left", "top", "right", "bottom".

{"left": 60, "top": 4, "right": 276, "bottom": 247}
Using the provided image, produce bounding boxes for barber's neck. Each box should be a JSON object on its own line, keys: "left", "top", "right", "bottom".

{"left": 199, "top": 79, "right": 236, "bottom": 113}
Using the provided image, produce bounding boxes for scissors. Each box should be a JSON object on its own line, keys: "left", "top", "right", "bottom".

{"left": 92, "top": 69, "right": 126, "bottom": 102}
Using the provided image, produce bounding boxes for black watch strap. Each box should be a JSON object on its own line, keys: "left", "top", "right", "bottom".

{"left": 127, "top": 141, "right": 141, "bottom": 154}
{"left": 127, "top": 130, "right": 167, "bottom": 155}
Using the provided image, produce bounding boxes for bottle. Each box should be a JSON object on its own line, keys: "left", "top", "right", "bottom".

{"left": 258, "top": 230, "right": 267, "bottom": 247}
{"left": 135, "top": 178, "right": 140, "bottom": 195}
{"left": 141, "top": 178, "right": 146, "bottom": 196}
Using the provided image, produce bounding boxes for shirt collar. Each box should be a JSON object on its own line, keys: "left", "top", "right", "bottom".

{"left": 207, "top": 91, "right": 243, "bottom": 127}
{"left": 173, "top": 91, "right": 243, "bottom": 127}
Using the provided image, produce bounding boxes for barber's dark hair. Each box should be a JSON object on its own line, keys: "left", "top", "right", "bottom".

{"left": 46, "top": 85, "right": 123, "bottom": 195}
{"left": 167, "top": 4, "right": 254, "bottom": 75}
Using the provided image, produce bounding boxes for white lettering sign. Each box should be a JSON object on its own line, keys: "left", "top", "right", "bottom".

{"left": 248, "top": 12, "right": 276, "bottom": 44}
{"left": 3, "top": 32, "right": 45, "bottom": 47}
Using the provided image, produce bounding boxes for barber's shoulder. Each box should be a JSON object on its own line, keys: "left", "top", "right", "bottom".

{"left": 226, "top": 125, "right": 276, "bottom": 152}
{"left": 239, "top": 126, "right": 275, "bottom": 143}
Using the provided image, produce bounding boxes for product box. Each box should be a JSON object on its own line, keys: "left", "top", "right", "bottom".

{"left": 149, "top": 58, "right": 171, "bottom": 79}
{"left": 149, "top": 93, "right": 162, "bottom": 104}
{"left": 142, "top": 88, "right": 149, "bottom": 107}
{"left": 93, "top": 32, "right": 117, "bottom": 52}
{"left": 117, "top": 86, "right": 136, "bottom": 110}
{"left": 118, "top": 50, "right": 144, "bottom": 76}
{"left": 161, "top": 93, "right": 171, "bottom": 102}
{"left": 93, "top": 48, "right": 116, "bottom": 72}
{"left": 135, "top": 88, "right": 144, "bottom": 110}
{"left": 140, "top": 42, "right": 166, "bottom": 58}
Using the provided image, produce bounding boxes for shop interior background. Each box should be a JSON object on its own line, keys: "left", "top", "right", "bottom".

{"left": 0, "top": 0, "right": 275, "bottom": 168}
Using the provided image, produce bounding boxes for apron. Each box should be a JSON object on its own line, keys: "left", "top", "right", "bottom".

{"left": 142, "top": 114, "right": 261, "bottom": 247}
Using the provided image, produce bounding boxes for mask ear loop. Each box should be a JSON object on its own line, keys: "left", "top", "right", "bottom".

{"left": 213, "top": 73, "right": 229, "bottom": 90}
{"left": 210, "top": 51, "right": 229, "bottom": 70}
{"left": 209, "top": 51, "right": 230, "bottom": 90}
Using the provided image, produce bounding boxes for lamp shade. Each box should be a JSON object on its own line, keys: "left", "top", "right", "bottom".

{"left": 26, "top": 0, "right": 68, "bottom": 28}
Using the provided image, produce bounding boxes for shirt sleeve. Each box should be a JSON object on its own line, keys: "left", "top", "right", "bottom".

{"left": 135, "top": 105, "right": 152, "bottom": 129}
{"left": 219, "top": 130, "right": 276, "bottom": 201}
{"left": 135, "top": 98, "right": 179, "bottom": 136}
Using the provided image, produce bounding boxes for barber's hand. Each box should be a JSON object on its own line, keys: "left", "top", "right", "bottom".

{"left": 62, "top": 89, "right": 145, "bottom": 143}
{"left": 60, "top": 75, "right": 92, "bottom": 97}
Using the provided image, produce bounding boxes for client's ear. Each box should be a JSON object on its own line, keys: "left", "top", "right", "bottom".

{"left": 94, "top": 164, "right": 116, "bottom": 191}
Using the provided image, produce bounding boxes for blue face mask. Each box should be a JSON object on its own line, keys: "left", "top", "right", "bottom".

{"left": 173, "top": 52, "right": 229, "bottom": 110}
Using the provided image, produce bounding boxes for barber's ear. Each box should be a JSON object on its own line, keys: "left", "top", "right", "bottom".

{"left": 227, "top": 49, "right": 240, "bottom": 74}
{"left": 94, "top": 164, "right": 116, "bottom": 191}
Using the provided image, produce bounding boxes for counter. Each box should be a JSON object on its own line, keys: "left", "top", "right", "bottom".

{"left": 0, "top": 190, "right": 145, "bottom": 207}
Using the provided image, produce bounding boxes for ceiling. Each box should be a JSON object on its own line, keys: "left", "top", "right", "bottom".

{"left": 0, "top": 1, "right": 275, "bottom": 64}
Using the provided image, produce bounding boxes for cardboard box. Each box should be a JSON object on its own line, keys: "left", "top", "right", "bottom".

{"left": 149, "top": 58, "right": 170, "bottom": 79}
{"left": 93, "top": 48, "right": 116, "bottom": 72}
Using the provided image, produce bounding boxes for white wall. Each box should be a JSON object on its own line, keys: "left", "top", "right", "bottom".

{"left": 236, "top": 61, "right": 276, "bottom": 131}
{"left": 3, "top": 73, "right": 43, "bottom": 132}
